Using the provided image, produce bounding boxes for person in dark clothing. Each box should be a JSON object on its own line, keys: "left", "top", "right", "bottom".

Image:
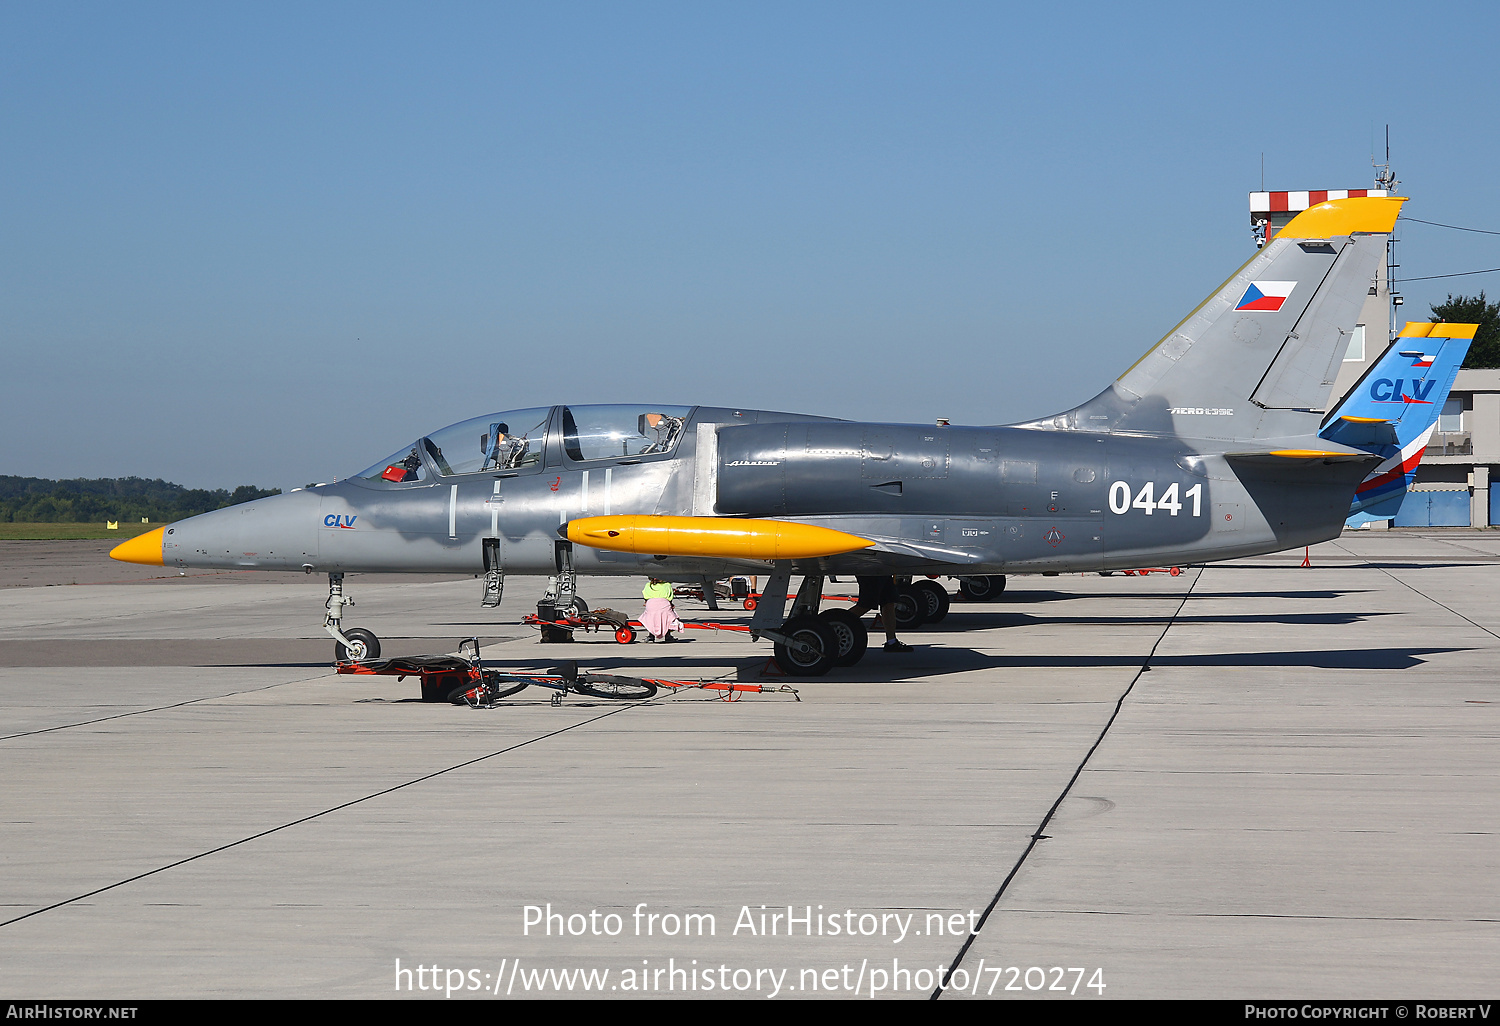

{"left": 847, "top": 575, "right": 911, "bottom": 652}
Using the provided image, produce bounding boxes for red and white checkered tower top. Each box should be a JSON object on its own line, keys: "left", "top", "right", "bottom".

{"left": 1250, "top": 190, "right": 1390, "bottom": 245}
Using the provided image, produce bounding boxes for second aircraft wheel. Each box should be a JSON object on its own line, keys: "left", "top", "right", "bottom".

{"left": 912, "top": 580, "right": 951, "bottom": 623}
{"left": 335, "top": 627, "right": 381, "bottom": 662}
{"left": 888, "top": 588, "right": 926, "bottom": 630}
{"left": 957, "top": 575, "right": 1007, "bottom": 602}
{"left": 818, "top": 608, "right": 869, "bottom": 666}
{"left": 772, "top": 615, "right": 836, "bottom": 676}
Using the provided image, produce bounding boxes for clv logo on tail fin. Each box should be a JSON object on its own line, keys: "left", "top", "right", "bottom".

{"left": 1320, "top": 321, "right": 1476, "bottom": 523}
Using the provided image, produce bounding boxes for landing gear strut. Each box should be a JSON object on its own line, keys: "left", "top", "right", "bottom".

{"left": 325, "top": 572, "right": 381, "bottom": 662}
{"left": 481, "top": 537, "right": 504, "bottom": 608}
{"left": 537, "top": 541, "right": 586, "bottom": 642}
{"left": 745, "top": 570, "right": 857, "bottom": 676}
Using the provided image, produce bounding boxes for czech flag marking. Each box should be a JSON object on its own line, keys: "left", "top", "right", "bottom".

{"left": 1235, "top": 281, "right": 1297, "bottom": 312}
{"left": 1399, "top": 351, "right": 1435, "bottom": 368}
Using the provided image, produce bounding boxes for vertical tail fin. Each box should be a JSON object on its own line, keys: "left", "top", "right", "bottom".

{"left": 1320, "top": 322, "right": 1475, "bottom": 520}
{"left": 1051, "top": 197, "right": 1405, "bottom": 443}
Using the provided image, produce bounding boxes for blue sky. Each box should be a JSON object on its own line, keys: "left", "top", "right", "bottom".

{"left": 4, "top": 1, "right": 1498, "bottom": 490}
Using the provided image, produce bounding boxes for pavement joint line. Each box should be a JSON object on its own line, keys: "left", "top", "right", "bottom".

{"left": 1417, "top": 534, "right": 1500, "bottom": 559}
{"left": 0, "top": 701, "right": 645, "bottom": 930}
{"left": 932, "top": 566, "right": 1204, "bottom": 1000}
{"left": 0, "top": 671, "right": 333, "bottom": 742}
{"left": 1330, "top": 540, "right": 1500, "bottom": 643}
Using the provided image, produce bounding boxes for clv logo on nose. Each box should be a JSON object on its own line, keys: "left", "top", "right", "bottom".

{"left": 323, "top": 514, "right": 358, "bottom": 529}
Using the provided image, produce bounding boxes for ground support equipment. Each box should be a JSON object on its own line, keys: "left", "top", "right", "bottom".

{"left": 522, "top": 612, "right": 758, "bottom": 645}
{"left": 648, "top": 678, "right": 800, "bottom": 702}
{"left": 337, "top": 642, "right": 652, "bottom": 705}
{"left": 336, "top": 651, "right": 490, "bottom": 704}
{"left": 521, "top": 607, "right": 636, "bottom": 643}
{"left": 671, "top": 576, "right": 757, "bottom": 610}
{"left": 338, "top": 639, "right": 799, "bottom": 707}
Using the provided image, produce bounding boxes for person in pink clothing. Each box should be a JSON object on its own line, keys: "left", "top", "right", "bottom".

{"left": 640, "top": 577, "right": 683, "bottom": 643}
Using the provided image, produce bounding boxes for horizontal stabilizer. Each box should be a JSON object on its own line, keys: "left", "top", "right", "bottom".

{"left": 1320, "top": 416, "right": 1399, "bottom": 449}
{"left": 1224, "top": 447, "right": 1377, "bottom": 466}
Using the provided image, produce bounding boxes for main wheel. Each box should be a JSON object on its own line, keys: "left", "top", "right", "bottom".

{"left": 335, "top": 627, "right": 381, "bottom": 662}
{"left": 818, "top": 608, "right": 868, "bottom": 666}
{"left": 772, "top": 615, "right": 836, "bottom": 676}
{"left": 571, "top": 674, "right": 658, "bottom": 700}
{"left": 888, "top": 587, "right": 926, "bottom": 630}
{"left": 958, "top": 575, "right": 1006, "bottom": 602}
{"left": 911, "top": 580, "right": 951, "bottom": 623}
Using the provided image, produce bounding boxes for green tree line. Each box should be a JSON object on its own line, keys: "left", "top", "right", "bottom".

{"left": 1431, "top": 293, "right": 1500, "bottom": 368}
{"left": 0, "top": 477, "right": 281, "bottom": 523}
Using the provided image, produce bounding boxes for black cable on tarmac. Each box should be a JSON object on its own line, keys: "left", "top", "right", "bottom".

{"left": 930, "top": 566, "right": 1204, "bottom": 1000}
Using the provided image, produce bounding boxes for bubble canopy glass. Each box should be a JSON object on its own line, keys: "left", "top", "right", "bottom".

{"left": 355, "top": 407, "right": 552, "bottom": 481}
{"left": 561, "top": 405, "right": 691, "bottom": 462}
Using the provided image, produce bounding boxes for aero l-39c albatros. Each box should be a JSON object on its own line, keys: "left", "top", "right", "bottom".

{"left": 114, "top": 196, "right": 1423, "bottom": 675}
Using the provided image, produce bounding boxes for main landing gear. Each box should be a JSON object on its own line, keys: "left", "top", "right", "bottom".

{"left": 751, "top": 571, "right": 870, "bottom": 677}
{"left": 324, "top": 572, "right": 382, "bottom": 662}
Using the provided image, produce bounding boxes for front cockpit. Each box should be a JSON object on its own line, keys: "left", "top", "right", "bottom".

{"left": 351, "top": 405, "right": 693, "bottom": 486}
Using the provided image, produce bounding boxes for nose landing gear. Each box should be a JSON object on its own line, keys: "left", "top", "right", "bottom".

{"left": 324, "top": 572, "right": 381, "bottom": 662}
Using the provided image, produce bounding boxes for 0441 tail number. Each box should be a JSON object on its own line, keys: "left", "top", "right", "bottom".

{"left": 1108, "top": 481, "right": 1202, "bottom": 516}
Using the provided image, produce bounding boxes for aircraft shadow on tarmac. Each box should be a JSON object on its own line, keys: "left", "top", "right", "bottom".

{"left": 937, "top": 610, "right": 1394, "bottom": 629}
{"left": 441, "top": 643, "right": 1472, "bottom": 689}
{"left": 792, "top": 646, "right": 1468, "bottom": 682}
{"left": 991, "top": 589, "right": 1374, "bottom": 603}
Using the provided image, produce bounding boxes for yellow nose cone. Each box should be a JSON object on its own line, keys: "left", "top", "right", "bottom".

{"left": 109, "top": 526, "right": 166, "bottom": 566}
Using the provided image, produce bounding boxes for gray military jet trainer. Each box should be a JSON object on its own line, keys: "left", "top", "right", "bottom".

{"left": 113, "top": 196, "right": 1405, "bottom": 674}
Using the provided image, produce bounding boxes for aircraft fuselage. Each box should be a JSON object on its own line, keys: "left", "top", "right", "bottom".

{"left": 158, "top": 404, "right": 1369, "bottom": 581}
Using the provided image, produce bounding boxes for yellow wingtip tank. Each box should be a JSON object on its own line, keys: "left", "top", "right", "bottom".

{"left": 564, "top": 515, "right": 874, "bottom": 561}
{"left": 109, "top": 526, "right": 167, "bottom": 566}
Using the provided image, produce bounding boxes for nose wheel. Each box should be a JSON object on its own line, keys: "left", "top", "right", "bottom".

{"left": 335, "top": 627, "right": 381, "bottom": 662}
